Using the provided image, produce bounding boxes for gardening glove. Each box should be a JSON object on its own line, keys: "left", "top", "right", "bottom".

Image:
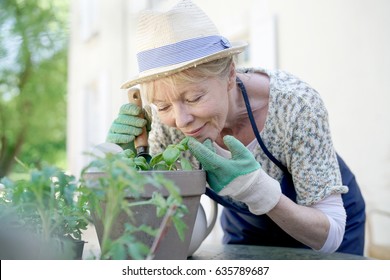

{"left": 106, "top": 103, "right": 152, "bottom": 153}
{"left": 187, "top": 135, "right": 282, "bottom": 215}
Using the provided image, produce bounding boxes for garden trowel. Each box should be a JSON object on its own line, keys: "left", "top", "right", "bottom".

{"left": 91, "top": 87, "right": 151, "bottom": 162}
{"left": 127, "top": 87, "right": 151, "bottom": 162}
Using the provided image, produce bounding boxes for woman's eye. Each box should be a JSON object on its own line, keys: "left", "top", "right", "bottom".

{"left": 157, "top": 105, "right": 170, "bottom": 112}
{"left": 186, "top": 95, "right": 202, "bottom": 103}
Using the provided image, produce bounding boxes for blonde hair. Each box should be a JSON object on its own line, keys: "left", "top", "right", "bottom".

{"left": 141, "top": 56, "right": 235, "bottom": 104}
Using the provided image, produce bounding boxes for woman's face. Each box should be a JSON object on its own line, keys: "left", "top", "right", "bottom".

{"left": 152, "top": 76, "right": 231, "bottom": 143}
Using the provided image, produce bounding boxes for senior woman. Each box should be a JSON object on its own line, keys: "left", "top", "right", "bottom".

{"left": 107, "top": 0, "right": 365, "bottom": 255}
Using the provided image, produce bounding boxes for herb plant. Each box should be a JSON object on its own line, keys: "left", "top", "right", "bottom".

{"left": 0, "top": 137, "right": 194, "bottom": 260}
{"left": 0, "top": 165, "right": 90, "bottom": 259}
{"left": 79, "top": 137, "right": 192, "bottom": 260}
{"left": 120, "top": 137, "right": 193, "bottom": 171}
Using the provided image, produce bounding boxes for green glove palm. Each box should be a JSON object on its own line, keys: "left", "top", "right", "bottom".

{"left": 187, "top": 135, "right": 260, "bottom": 193}
{"left": 188, "top": 135, "right": 282, "bottom": 214}
{"left": 106, "top": 103, "right": 151, "bottom": 151}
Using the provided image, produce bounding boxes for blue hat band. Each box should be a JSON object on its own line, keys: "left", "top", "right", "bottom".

{"left": 137, "top": 35, "right": 232, "bottom": 72}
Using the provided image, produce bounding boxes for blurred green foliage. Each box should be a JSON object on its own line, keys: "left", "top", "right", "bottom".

{"left": 0, "top": 0, "right": 69, "bottom": 178}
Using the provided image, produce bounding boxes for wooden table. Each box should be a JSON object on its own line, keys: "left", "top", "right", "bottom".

{"left": 189, "top": 244, "right": 371, "bottom": 260}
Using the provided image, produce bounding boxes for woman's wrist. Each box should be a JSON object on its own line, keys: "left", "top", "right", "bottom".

{"left": 219, "top": 168, "right": 281, "bottom": 215}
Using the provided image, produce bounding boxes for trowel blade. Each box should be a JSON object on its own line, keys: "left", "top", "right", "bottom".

{"left": 90, "top": 142, "right": 124, "bottom": 158}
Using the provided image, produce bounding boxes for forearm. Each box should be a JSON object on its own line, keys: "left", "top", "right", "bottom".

{"left": 267, "top": 195, "right": 330, "bottom": 250}
{"left": 216, "top": 165, "right": 345, "bottom": 252}
{"left": 310, "top": 194, "right": 346, "bottom": 253}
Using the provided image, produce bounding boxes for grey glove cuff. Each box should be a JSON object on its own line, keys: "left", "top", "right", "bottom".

{"left": 219, "top": 168, "right": 282, "bottom": 215}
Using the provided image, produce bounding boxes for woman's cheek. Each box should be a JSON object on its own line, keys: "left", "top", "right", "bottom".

{"left": 157, "top": 113, "right": 176, "bottom": 127}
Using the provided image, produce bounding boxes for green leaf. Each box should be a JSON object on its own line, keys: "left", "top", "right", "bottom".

{"left": 137, "top": 224, "right": 158, "bottom": 237}
{"left": 179, "top": 157, "right": 193, "bottom": 170}
{"left": 174, "top": 143, "right": 186, "bottom": 151}
{"left": 108, "top": 240, "right": 126, "bottom": 260}
{"left": 134, "top": 157, "right": 150, "bottom": 170}
{"left": 172, "top": 216, "right": 188, "bottom": 241}
{"left": 149, "top": 153, "right": 164, "bottom": 168}
{"left": 162, "top": 146, "right": 180, "bottom": 166}
{"left": 128, "top": 242, "right": 150, "bottom": 260}
{"left": 151, "top": 192, "right": 168, "bottom": 217}
{"left": 122, "top": 149, "right": 136, "bottom": 158}
{"left": 152, "top": 163, "right": 169, "bottom": 170}
{"left": 179, "top": 137, "right": 190, "bottom": 147}
{"left": 154, "top": 175, "right": 181, "bottom": 201}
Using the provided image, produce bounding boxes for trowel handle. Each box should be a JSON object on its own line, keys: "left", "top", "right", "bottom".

{"left": 127, "top": 88, "right": 149, "bottom": 150}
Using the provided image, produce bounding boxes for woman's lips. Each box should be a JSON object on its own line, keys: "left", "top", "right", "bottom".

{"left": 185, "top": 124, "right": 205, "bottom": 137}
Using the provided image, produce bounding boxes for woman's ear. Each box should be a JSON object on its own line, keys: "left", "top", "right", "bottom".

{"left": 227, "top": 61, "right": 236, "bottom": 91}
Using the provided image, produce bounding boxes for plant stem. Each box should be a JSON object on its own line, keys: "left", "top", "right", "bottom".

{"left": 127, "top": 199, "right": 153, "bottom": 208}
{"left": 146, "top": 204, "right": 177, "bottom": 260}
{"left": 100, "top": 185, "right": 122, "bottom": 258}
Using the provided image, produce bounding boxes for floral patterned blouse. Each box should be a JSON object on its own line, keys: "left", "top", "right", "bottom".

{"left": 148, "top": 67, "right": 348, "bottom": 206}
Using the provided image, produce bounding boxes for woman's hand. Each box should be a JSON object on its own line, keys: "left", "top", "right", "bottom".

{"left": 106, "top": 103, "right": 151, "bottom": 152}
{"left": 187, "top": 135, "right": 281, "bottom": 215}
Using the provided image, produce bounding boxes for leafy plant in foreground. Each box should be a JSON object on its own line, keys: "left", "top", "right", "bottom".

{"left": 80, "top": 137, "right": 192, "bottom": 260}
{"left": 0, "top": 137, "right": 193, "bottom": 259}
{"left": 0, "top": 164, "right": 90, "bottom": 259}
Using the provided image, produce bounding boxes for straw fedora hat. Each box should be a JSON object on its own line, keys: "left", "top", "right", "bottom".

{"left": 120, "top": 0, "right": 247, "bottom": 89}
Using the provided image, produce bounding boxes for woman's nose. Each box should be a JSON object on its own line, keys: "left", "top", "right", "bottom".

{"left": 174, "top": 105, "right": 194, "bottom": 129}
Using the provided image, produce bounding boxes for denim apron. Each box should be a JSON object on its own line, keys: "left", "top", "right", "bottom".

{"left": 205, "top": 78, "right": 366, "bottom": 255}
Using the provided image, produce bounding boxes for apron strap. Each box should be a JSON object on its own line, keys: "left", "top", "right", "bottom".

{"left": 237, "top": 77, "right": 289, "bottom": 174}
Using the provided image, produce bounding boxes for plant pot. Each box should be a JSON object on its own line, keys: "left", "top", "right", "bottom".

{"left": 49, "top": 237, "right": 86, "bottom": 260}
{"left": 65, "top": 237, "right": 86, "bottom": 260}
{"left": 0, "top": 214, "right": 86, "bottom": 260}
{"left": 84, "top": 170, "right": 206, "bottom": 260}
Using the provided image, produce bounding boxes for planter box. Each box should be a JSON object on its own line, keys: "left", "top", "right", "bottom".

{"left": 84, "top": 170, "right": 206, "bottom": 260}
